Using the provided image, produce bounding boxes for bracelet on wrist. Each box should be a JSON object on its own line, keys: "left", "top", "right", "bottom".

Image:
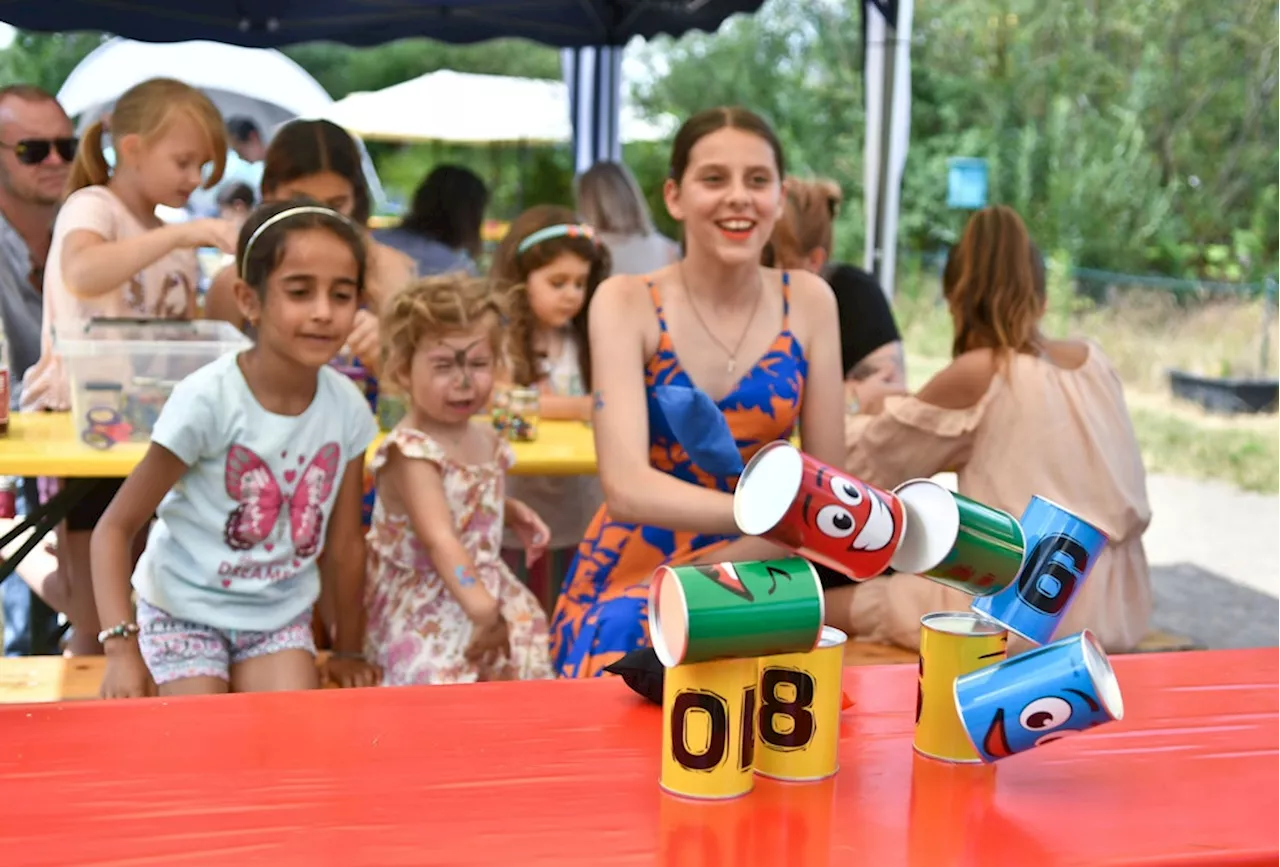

{"left": 97, "top": 621, "right": 140, "bottom": 644}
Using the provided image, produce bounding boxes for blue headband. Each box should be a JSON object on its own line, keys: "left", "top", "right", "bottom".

{"left": 516, "top": 223, "right": 596, "bottom": 255}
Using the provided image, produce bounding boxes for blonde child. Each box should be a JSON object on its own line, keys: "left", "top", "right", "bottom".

{"left": 364, "top": 275, "right": 553, "bottom": 685}
{"left": 91, "top": 201, "right": 382, "bottom": 697}
{"left": 490, "top": 205, "right": 611, "bottom": 614}
{"left": 21, "top": 77, "right": 238, "bottom": 655}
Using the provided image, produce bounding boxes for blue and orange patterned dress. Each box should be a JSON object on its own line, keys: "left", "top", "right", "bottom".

{"left": 549, "top": 275, "right": 807, "bottom": 677}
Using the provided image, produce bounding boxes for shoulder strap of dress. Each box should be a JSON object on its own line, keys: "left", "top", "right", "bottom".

{"left": 781, "top": 271, "right": 792, "bottom": 326}
{"left": 647, "top": 279, "right": 670, "bottom": 333}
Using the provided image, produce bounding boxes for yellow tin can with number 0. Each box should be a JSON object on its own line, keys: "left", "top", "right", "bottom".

{"left": 660, "top": 656, "right": 758, "bottom": 800}
{"left": 914, "top": 612, "right": 1008, "bottom": 763}
{"left": 754, "top": 625, "right": 848, "bottom": 781}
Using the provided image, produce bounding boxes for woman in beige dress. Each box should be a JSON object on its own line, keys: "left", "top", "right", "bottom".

{"left": 829, "top": 206, "right": 1152, "bottom": 652}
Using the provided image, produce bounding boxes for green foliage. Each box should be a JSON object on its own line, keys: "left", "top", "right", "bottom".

{"left": 281, "top": 38, "right": 561, "bottom": 99}
{"left": 0, "top": 31, "right": 107, "bottom": 94}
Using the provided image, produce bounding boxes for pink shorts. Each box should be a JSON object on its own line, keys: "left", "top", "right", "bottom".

{"left": 136, "top": 598, "right": 316, "bottom": 685}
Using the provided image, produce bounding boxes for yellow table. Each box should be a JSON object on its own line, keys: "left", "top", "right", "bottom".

{"left": 0, "top": 412, "right": 598, "bottom": 477}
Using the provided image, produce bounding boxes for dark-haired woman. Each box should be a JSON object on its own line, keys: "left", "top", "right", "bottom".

{"left": 549, "top": 107, "right": 847, "bottom": 677}
{"left": 375, "top": 164, "right": 488, "bottom": 277}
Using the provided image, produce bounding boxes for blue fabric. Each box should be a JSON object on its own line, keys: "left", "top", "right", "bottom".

{"left": 372, "top": 228, "right": 476, "bottom": 277}
{"left": 1, "top": 2, "right": 767, "bottom": 48}
{"left": 650, "top": 384, "right": 745, "bottom": 478}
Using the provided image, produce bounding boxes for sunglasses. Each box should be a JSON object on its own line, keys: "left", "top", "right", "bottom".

{"left": 1, "top": 137, "right": 78, "bottom": 166}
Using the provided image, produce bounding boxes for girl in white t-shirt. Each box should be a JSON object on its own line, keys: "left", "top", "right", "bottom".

{"left": 21, "top": 77, "right": 240, "bottom": 655}
{"left": 91, "top": 201, "right": 382, "bottom": 698}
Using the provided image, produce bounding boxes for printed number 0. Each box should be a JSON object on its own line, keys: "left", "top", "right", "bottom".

{"left": 670, "top": 686, "right": 757, "bottom": 772}
{"left": 759, "top": 668, "right": 816, "bottom": 750}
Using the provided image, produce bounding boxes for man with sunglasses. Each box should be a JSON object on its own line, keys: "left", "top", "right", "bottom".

{"left": 0, "top": 83, "right": 74, "bottom": 656}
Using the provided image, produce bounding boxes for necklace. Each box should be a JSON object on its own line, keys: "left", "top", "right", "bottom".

{"left": 678, "top": 262, "right": 764, "bottom": 374}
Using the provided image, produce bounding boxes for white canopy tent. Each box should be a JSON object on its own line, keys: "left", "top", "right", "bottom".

{"left": 55, "top": 37, "right": 388, "bottom": 212}
{"left": 321, "top": 69, "right": 672, "bottom": 146}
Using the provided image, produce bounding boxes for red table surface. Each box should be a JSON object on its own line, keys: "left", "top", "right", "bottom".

{"left": 0, "top": 648, "right": 1275, "bottom": 867}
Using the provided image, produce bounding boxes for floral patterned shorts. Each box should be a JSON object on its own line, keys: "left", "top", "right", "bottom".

{"left": 136, "top": 598, "right": 316, "bottom": 685}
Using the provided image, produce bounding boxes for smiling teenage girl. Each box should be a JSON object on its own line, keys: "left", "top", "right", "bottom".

{"left": 548, "top": 107, "right": 847, "bottom": 677}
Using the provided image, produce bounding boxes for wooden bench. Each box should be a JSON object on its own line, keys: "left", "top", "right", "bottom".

{"left": 0, "top": 652, "right": 339, "bottom": 704}
{"left": 0, "top": 631, "right": 1203, "bottom": 704}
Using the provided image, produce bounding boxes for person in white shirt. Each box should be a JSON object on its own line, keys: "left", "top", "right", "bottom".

{"left": 91, "top": 201, "right": 382, "bottom": 698}
{"left": 575, "top": 161, "right": 679, "bottom": 276}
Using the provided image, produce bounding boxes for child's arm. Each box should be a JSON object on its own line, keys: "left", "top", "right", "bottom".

{"left": 62, "top": 219, "right": 236, "bottom": 300}
{"left": 90, "top": 444, "right": 190, "bottom": 698}
{"left": 385, "top": 448, "right": 500, "bottom": 624}
{"left": 318, "top": 455, "right": 381, "bottom": 689}
{"left": 503, "top": 496, "right": 550, "bottom": 568}
{"left": 492, "top": 364, "right": 591, "bottom": 422}
{"left": 202, "top": 266, "right": 246, "bottom": 328}
{"left": 534, "top": 387, "right": 592, "bottom": 422}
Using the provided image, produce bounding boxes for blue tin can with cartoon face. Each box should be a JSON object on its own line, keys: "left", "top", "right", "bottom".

{"left": 953, "top": 629, "right": 1124, "bottom": 763}
{"left": 971, "top": 496, "right": 1108, "bottom": 645}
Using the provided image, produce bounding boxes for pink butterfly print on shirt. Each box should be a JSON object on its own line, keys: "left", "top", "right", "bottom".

{"left": 223, "top": 443, "right": 341, "bottom": 558}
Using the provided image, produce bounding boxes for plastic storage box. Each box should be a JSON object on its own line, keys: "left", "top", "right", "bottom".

{"left": 58, "top": 318, "right": 251, "bottom": 449}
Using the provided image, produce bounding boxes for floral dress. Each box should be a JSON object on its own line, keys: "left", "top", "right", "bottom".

{"left": 364, "top": 427, "right": 553, "bottom": 684}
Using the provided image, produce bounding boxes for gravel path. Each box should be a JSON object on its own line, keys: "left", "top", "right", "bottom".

{"left": 1144, "top": 473, "right": 1279, "bottom": 649}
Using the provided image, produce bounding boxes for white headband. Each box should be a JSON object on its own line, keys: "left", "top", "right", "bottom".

{"left": 238, "top": 205, "right": 355, "bottom": 278}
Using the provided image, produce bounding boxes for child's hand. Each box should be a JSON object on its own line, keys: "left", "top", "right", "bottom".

{"left": 100, "top": 645, "right": 157, "bottom": 700}
{"left": 506, "top": 498, "right": 549, "bottom": 568}
{"left": 181, "top": 218, "right": 239, "bottom": 253}
{"left": 322, "top": 654, "right": 382, "bottom": 689}
{"left": 465, "top": 611, "right": 510, "bottom": 669}
{"left": 346, "top": 309, "right": 381, "bottom": 374}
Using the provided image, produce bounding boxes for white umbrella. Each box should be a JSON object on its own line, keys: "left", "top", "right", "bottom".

{"left": 321, "top": 68, "right": 672, "bottom": 146}
{"left": 56, "top": 37, "right": 388, "bottom": 212}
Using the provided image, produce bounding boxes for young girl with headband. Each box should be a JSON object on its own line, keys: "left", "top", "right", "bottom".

{"left": 91, "top": 200, "right": 382, "bottom": 697}
{"left": 489, "top": 204, "right": 612, "bottom": 614}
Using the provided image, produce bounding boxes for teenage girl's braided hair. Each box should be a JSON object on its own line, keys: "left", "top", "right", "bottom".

{"left": 380, "top": 273, "right": 525, "bottom": 388}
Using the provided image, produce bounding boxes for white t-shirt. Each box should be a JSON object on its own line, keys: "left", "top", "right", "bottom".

{"left": 133, "top": 352, "right": 379, "bottom": 631}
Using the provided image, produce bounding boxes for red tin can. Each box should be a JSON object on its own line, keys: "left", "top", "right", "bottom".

{"left": 733, "top": 441, "right": 907, "bottom": 581}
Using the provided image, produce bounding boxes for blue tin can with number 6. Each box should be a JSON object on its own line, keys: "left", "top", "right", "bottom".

{"left": 971, "top": 496, "right": 1108, "bottom": 645}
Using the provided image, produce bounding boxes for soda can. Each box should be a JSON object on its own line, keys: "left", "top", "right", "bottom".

{"left": 649, "top": 558, "right": 825, "bottom": 667}
{"left": 733, "top": 441, "right": 906, "bottom": 581}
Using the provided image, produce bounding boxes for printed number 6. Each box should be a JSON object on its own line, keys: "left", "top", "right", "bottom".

{"left": 671, "top": 686, "right": 757, "bottom": 772}
{"left": 759, "top": 667, "right": 816, "bottom": 750}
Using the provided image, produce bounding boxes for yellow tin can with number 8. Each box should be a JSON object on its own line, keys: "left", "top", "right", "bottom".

{"left": 754, "top": 625, "right": 847, "bottom": 781}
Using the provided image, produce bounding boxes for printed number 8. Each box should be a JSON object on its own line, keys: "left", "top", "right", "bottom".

{"left": 759, "top": 668, "right": 816, "bottom": 750}
{"left": 670, "top": 686, "right": 757, "bottom": 772}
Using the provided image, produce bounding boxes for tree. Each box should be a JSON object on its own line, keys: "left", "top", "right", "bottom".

{"left": 283, "top": 37, "right": 562, "bottom": 99}
{"left": 0, "top": 31, "right": 107, "bottom": 94}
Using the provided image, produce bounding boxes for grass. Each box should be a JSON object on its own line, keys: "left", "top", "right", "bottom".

{"left": 891, "top": 262, "right": 1279, "bottom": 494}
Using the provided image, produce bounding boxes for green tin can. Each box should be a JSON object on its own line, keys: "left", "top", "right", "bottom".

{"left": 888, "top": 479, "right": 1025, "bottom": 596}
{"left": 648, "top": 557, "right": 825, "bottom": 667}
